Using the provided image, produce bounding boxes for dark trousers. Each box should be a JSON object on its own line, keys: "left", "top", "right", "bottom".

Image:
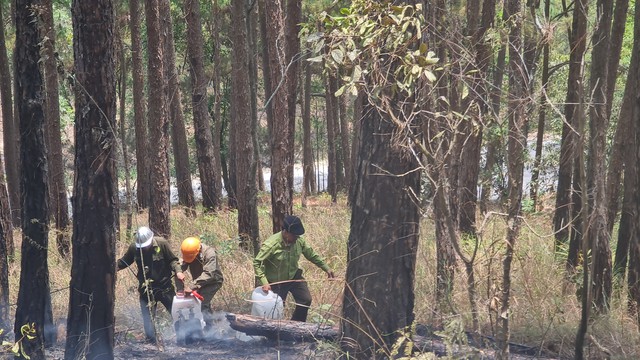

{"left": 139, "top": 286, "right": 175, "bottom": 340}
{"left": 271, "top": 269, "right": 312, "bottom": 322}
{"left": 198, "top": 283, "right": 222, "bottom": 328}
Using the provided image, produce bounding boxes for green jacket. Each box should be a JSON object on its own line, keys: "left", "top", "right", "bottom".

{"left": 117, "top": 237, "right": 181, "bottom": 290}
{"left": 181, "top": 243, "right": 224, "bottom": 291}
{"left": 253, "top": 231, "right": 330, "bottom": 286}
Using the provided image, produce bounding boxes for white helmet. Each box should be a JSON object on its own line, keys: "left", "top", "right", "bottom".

{"left": 135, "top": 226, "right": 154, "bottom": 248}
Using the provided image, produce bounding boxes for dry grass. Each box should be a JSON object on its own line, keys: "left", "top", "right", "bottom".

{"left": 5, "top": 193, "right": 640, "bottom": 358}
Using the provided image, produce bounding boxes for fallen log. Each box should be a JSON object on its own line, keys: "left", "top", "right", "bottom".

{"left": 225, "top": 313, "right": 338, "bottom": 342}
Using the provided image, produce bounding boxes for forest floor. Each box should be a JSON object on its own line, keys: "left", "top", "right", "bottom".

{"left": 44, "top": 338, "right": 334, "bottom": 360}
{"left": 41, "top": 311, "right": 340, "bottom": 360}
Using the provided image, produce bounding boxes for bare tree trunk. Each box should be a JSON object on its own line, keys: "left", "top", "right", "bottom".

{"left": 231, "top": 0, "right": 260, "bottom": 253}
{"left": 530, "top": 0, "right": 551, "bottom": 209}
{"left": 480, "top": 4, "right": 508, "bottom": 214}
{"left": 605, "top": 0, "right": 629, "bottom": 120}
{"left": 212, "top": 0, "right": 224, "bottom": 204}
{"left": 302, "top": 53, "right": 316, "bottom": 199}
{"left": 602, "top": 0, "right": 629, "bottom": 232}
{"left": 264, "top": 0, "right": 292, "bottom": 232}
{"left": 14, "top": 0, "right": 52, "bottom": 356}
{"left": 348, "top": 92, "right": 363, "bottom": 205}
{"left": 130, "top": 0, "right": 150, "bottom": 210}
{"left": 342, "top": 100, "right": 421, "bottom": 358}
{"left": 285, "top": 0, "right": 301, "bottom": 180}
{"left": 612, "top": 3, "right": 640, "bottom": 276}
{"left": 247, "top": 4, "right": 264, "bottom": 192}
{"left": 160, "top": 0, "right": 195, "bottom": 215}
{"left": 65, "top": 0, "right": 117, "bottom": 356}
{"left": 325, "top": 74, "right": 338, "bottom": 203}
{"left": 556, "top": 0, "right": 588, "bottom": 260}
{"left": 0, "top": 5, "right": 15, "bottom": 259}
{"left": 339, "top": 92, "right": 351, "bottom": 195}
{"left": 146, "top": 0, "right": 171, "bottom": 238}
{"left": 627, "top": 0, "right": 640, "bottom": 317}
{"left": 571, "top": 0, "right": 591, "bottom": 356}
{"left": 41, "top": 0, "right": 71, "bottom": 257}
{"left": 185, "top": 0, "right": 221, "bottom": 212}
{"left": 1, "top": 4, "right": 20, "bottom": 230}
{"left": 118, "top": 37, "right": 133, "bottom": 235}
{"left": 497, "top": 0, "right": 527, "bottom": 357}
{"left": 587, "top": 0, "right": 613, "bottom": 313}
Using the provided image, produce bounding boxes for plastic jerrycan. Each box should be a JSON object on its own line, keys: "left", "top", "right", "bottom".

{"left": 172, "top": 293, "right": 204, "bottom": 344}
{"left": 250, "top": 287, "right": 284, "bottom": 319}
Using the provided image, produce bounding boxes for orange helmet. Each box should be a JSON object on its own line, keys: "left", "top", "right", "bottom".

{"left": 181, "top": 237, "right": 201, "bottom": 263}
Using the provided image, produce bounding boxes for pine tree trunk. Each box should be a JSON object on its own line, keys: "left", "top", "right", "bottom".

{"left": 302, "top": 53, "right": 316, "bottom": 197}
{"left": 0, "top": 5, "right": 20, "bottom": 230}
{"left": 231, "top": 0, "right": 260, "bottom": 252}
{"left": 339, "top": 92, "right": 351, "bottom": 195}
{"left": 160, "top": 0, "right": 195, "bottom": 214}
{"left": 497, "top": 1, "right": 527, "bottom": 357}
{"left": 42, "top": 0, "right": 70, "bottom": 257}
{"left": 14, "top": 1, "right": 51, "bottom": 356}
{"left": 342, "top": 100, "right": 421, "bottom": 358}
{"left": 118, "top": 36, "right": 133, "bottom": 234}
{"left": 264, "top": 0, "right": 292, "bottom": 232}
{"left": 146, "top": 0, "right": 171, "bottom": 238}
{"left": 586, "top": 0, "right": 613, "bottom": 313}
{"left": 627, "top": 0, "right": 640, "bottom": 315}
{"left": 530, "top": 0, "right": 550, "bottom": 209}
{"left": 601, "top": 0, "right": 629, "bottom": 231}
{"left": 556, "top": 0, "right": 588, "bottom": 259}
{"left": 613, "top": 0, "right": 640, "bottom": 276}
{"left": 65, "top": 0, "right": 117, "bottom": 356}
{"left": 186, "top": 0, "right": 221, "bottom": 212}
{"left": 212, "top": 0, "right": 224, "bottom": 203}
{"left": 0, "top": 4, "right": 15, "bottom": 259}
{"left": 325, "top": 75, "right": 338, "bottom": 203}
{"left": 130, "top": 0, "right": 150, "bottom": 210}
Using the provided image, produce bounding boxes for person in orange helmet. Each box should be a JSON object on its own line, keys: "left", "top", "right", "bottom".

{"left": 179, "top": 237, "right": 224, "bottom": 332}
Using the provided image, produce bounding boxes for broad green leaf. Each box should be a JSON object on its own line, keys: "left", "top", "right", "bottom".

{"left": 11, "top": 343, "right": 19, "bottom": 354}
{"left": 347, "top": 49, "right": 358, "bottom": 61}
{"left": 335, "top": 85, "right": 346, "bottom": 97}
{"left": 424, "top": 70, "right": 437, "bottom": 82}
{"left": 331, "top": 49, "right": 344, "bottom": 63}
{"left": 352, "top": 65, "right": 362, "bottom": 81}
{"left": 2, "top": 340, "right": 12, "bottom": 346}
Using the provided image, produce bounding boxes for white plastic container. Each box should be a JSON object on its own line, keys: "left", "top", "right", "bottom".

{"left": 250, "top": 287, "right": 284, "bottom": 319}
{"left": 172, "top": 294, "right": 204, "bottom": 344}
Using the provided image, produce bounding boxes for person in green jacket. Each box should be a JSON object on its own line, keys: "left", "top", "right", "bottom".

{"left": 180, "top": 236, "right": 224, "bottom": 332}
{"left": 253, "top": 215, "right": 335, "bottom": 322}
{"left": 117, "top": 226, "right": 185, "bottom": 342}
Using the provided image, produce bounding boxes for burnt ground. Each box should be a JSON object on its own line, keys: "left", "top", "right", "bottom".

{"left": 38, "top": 312, "right": 560, "bottom": 359}
{"left": 43, "top": 311, "right": 340, "bottom": 360}
{"left": 46, "top": 338, "right": 338, "bottom": 360}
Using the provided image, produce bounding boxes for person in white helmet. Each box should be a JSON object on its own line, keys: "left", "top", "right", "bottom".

{"left": 117, "top": 226, "right": 185, "bottom": 342}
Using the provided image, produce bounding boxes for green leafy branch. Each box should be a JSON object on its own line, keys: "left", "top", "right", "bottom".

{"left": 305, "top": 0, "right": 438, "bottom": 99}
